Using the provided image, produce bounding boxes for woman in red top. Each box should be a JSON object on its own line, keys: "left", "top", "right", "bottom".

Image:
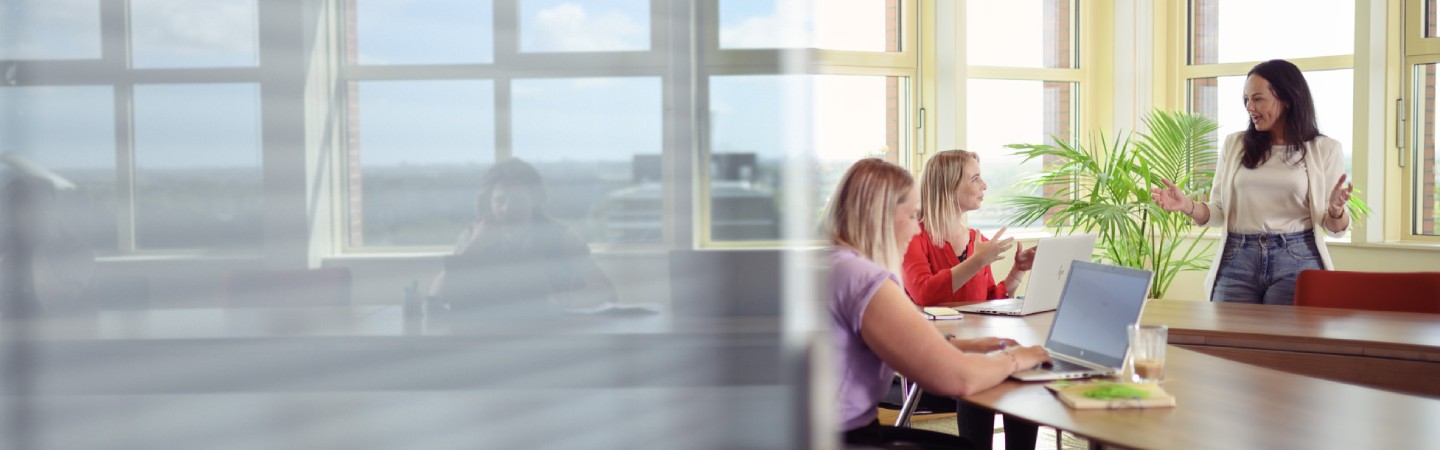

{"left": 902, "top": 149, "right": 1041, "bottom": 449}
{"left": 902, "top": 150, "right": 1036, "bottom": 306}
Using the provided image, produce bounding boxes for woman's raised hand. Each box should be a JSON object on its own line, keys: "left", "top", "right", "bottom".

{"left": 971, "top": 227, "right": 1015, "bottom": 266}
{"left": 1149, "top": 178, "right": 1190, "bottom": 213}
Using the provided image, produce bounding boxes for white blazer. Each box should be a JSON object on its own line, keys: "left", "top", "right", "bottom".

{"left": 1197, "top": 132, "right": 1348, "bottom": 300}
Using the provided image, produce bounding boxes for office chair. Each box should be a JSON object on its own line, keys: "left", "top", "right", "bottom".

{"left": 224, "top": 267, "right": 352, "bottom": 308}
{"left": 1295, "top": 270, "right": 1440, "bottom": 314}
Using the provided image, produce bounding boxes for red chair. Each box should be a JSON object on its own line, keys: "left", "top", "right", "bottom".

{"left": 1295, "top": 270, "right": 1440, "bottom": 314}
{"left": 224, "top": 267, "right": 352, "bottom": 308}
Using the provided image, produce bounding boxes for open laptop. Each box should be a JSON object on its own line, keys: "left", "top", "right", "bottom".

{"left": 1011, "top": 260, "right": 1154, "bottom": 381}
{"left": 954, "top": 233, "right": 1097, "bottom": 316}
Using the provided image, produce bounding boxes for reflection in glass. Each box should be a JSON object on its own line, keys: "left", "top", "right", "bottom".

{"left": 965, "top": 79, "right": 1073, "bottom": 229}
{"left": 133, "top": 84, "right": 262, "bottom": 249}
{"left": 967, "top": 0, "right": 1074, "bottom": 68}
{"left": 0, "top": 0, "right": 102, "bottom": 60}
{"left": 710, "top": 75, "right": 902, "bottom": 241}
{"left": 0, "top": 86, "right": 118, "bottom": 250}
{"left": 512, "top": 77, "right": 662, "bottom": 244}
{"left": 1189, "top": 0, "right": 1353, "bottom": 65}
{"left": 1431, "top": 0, "right": 1438, "bottom": 38}
{"left": 1417, "top": 63, "right": 1439, "bottom": 235}
{"left": 1188, "top": 70, "right": 1353, "bottom": 170}
{"left": 130, "top": 0, "right": 259, "bottom": 68}
{"left": 719, "top": 0, "right": 896, "bottom": 51}
{"left": 353, "top": 0, "right": 494, "bottom": 65}
{"left": 349, "top": 80, "right": 496, "bottom": 247}
{"left": 520, "top": 0, "right": 649, "bottom": 52}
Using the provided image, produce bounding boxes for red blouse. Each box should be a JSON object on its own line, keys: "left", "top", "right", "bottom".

{"left": 901, "top": 225, "right": 1008, "bottom": 306}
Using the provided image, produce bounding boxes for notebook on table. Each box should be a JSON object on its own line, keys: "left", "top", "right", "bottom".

{"left": 955, "top": 233, "right": 1097, "bottom": 316}
{"left": 1011, "top": 260, "right": 1153, "bottom": 382}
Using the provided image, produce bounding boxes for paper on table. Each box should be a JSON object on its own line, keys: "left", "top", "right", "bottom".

{"left": 921, "top": 306, "right": 964, "bottom": 320}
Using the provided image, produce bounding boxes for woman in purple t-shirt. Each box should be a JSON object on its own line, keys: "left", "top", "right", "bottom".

{"left": 825, "top": 159, "right": 1050, "bottom": 449}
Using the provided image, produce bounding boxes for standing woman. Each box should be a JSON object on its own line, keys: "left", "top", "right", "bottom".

{"left": 1151, "top": 59, "right": 1353, "bottom": 305}
{"left": 826, "top": 159, "right": 1048, "bottom": 449}
{"left": 901, "top": 149, "right": 1040, "bottom": 449}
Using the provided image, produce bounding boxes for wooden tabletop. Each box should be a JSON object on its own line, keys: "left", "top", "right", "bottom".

{"left": 929, "top": 300, "right": 1440, "bottom": 448}
{"left": 962, "top": 346, "right": 1440, "bottom": 449}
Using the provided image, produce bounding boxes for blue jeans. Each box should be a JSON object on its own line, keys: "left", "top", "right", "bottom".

{"left": 1211, "top": 230, "right": 1323, "bottom": 305}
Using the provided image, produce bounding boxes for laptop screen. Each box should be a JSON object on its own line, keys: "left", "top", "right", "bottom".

{"left": 1043, "top": 261, "right": 1153, "bottom": 369}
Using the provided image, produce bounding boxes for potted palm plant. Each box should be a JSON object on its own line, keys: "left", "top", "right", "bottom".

{"left": 1001, "top": 110, "right": 1219, "bottom": 299}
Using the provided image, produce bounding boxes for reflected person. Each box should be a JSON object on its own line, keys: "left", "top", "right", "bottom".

{"left": 1, "top": 175, "right": 95, "bottom": 318}
{"left": 429, "top": 159, "right": 616, "bottom": 319}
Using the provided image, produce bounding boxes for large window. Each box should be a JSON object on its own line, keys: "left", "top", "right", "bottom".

{"left": 1184, "top": 0, "right": 1355, "bottom": 173}
{"left": 1, "top": 1, "right": 264, "bottom": 253}
{"left": 964, "top": 0, "right": 1079, "bottom": 229}
{"left": 1405, "top": 0, "right": 1440, "bottom": 237}
{"left": 342, "top": 0, "right": 666, "bottom": 249}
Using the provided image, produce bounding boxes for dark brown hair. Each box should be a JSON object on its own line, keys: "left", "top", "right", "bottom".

{"left": 1241, "top": 59, "right": 1321, "bottom": 169}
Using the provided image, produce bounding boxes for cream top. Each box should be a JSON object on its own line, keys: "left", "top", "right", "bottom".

{"left": 1228, "top": 147, "right": 1312, "bottom": 234}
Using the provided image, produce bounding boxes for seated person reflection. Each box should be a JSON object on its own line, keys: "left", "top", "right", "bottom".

{"left": 429, "top": 159, "right": 616, "bottom": 319}
{"left": 826, "top": 159, "right": 1049, "bottom": 449}
{"left": 1, "top": 175, "right": 95, "bottom": 318}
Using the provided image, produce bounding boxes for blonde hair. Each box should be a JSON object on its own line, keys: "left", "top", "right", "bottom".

{"left": 824, "top": 158, "right": 915, "bottom": 273}
{"left": 920, "top": 149, "right": 978, "bottom": 247}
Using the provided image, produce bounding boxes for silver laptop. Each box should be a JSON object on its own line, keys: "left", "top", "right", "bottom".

{"left": 955, "top": 233, "right": 1097, "bottom": 316}
{"left": 1012, "top": 261, "right": 1154, "bottom": 381}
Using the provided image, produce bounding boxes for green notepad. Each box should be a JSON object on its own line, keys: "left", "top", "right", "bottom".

{"left": 1045, "top": 381, "right": 1176, "bottom": 409}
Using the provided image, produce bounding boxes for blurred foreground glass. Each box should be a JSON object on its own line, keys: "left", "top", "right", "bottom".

{"left": 0, "top": 0, "right": 102, "bottom": 60}
{"left": 1128, "top": 324, "right": 1167, "bottom": 383}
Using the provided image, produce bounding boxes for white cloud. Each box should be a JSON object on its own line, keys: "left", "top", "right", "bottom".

{"left": 131, "top": 0, "right": 257, "bottom": 58}
{"left": 527, "top": 3, "right": 647, "bottom": 52}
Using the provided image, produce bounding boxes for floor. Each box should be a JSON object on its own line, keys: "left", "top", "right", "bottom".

{"left": 875, "top": 409, "right": 1090, "bottom": 450}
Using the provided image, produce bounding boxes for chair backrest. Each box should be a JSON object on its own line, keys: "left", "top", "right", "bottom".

{"left": 225, "top": 267, "right": 352, "bottom": 308}
{"left": 1295, "top": 270, "right": 1440, "bottom": 314}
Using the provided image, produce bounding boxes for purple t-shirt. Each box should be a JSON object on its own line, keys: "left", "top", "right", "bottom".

{"left": 829, "top": 247, "right": 900, "bottom": 431}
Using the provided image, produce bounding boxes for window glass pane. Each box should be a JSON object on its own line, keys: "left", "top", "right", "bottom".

{"left": 719, "top": 0, "right": 897, "bottom": 52}
{"left": 513, "top": 77, "right": 662, "bottom": 244}
{"left": 353, "top": 0, "right": 494, "bottom": 65}
{"left": 1430, "top": 0, "right": 1439, "bottom": 38}
{"left": 710, "top": 75, "right": 902, "bottom": 242}
{"left": 1190, "top": 0, "right": 1353, "bottom": 65}
{"left": 0, "top": 86, "right": 117, "bottom": 250}
{"left": 967, "top": 0, "right": 1074, "bottom": 68}
{"left": 1189, "top": 70, "right": 1353, "bottom": 170}
{"left": 1416, "top": 63, "right": 1439, "bottom": 235}
{"left": 130, "top": 0, "right": 258, "bottom": 68}
{"left": 349, "top": 80, "right": 496, "bottom": 247}
{"left": 0, "top": 0, "right": 101, "bottom": 60}
{"left": 520, "top": 0, "right": 649, "bottom": 52}
{"left": 132, "top": 84, "right": 262, "bottom": 249}
{"left": 965, "top": 79, "right": 1074, "bottom": 230}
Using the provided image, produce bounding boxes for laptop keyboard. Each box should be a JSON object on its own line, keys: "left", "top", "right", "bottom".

{"left": 1044, "top": 358, "right": 1091, "bottom": 372}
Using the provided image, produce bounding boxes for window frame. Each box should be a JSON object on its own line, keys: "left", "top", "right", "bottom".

{"left": 1401, "top": 0, "right": 1440, "bottom": 242}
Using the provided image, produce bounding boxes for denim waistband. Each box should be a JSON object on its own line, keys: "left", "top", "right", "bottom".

{"left": 1226, "top": 229, "right": 1314, "bottom": 246}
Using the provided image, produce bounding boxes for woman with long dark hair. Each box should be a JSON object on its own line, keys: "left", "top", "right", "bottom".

{"left": 1151, "top": 59, "right": 1353, "bottom": 304}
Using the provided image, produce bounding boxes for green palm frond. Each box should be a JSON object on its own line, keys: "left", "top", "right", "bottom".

{"left": 1001, "top": 110, "right": 1223, "bottom": 299}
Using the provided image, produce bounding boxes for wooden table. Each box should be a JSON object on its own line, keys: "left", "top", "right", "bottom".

{"left": 1141, "top": 300, "right": 1440, "bottom": 397}
{"left": 932, "top": 301, "right": 1440, "bottom": 449}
